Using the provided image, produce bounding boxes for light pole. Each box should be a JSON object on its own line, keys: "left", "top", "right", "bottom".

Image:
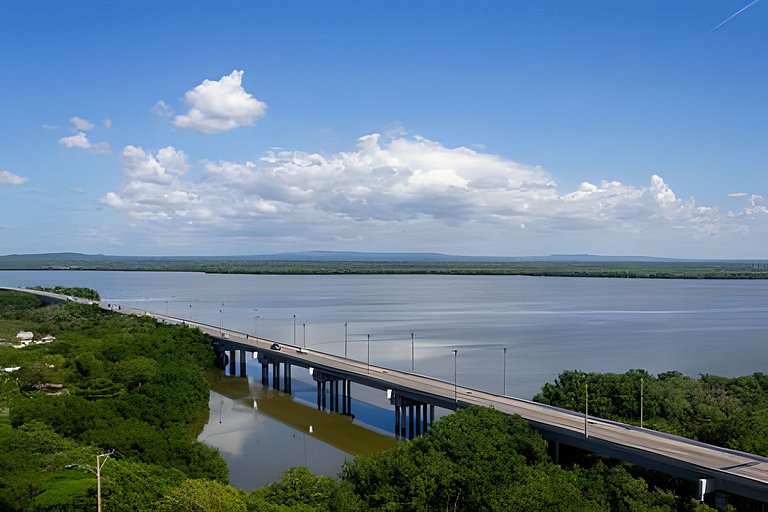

{"left": 219, "top": 308, "right": 223, "bottom": 335}
{"left": 367, "top": 334, "right": 371, "bottom": 373}
{"left": 344, "top": 322, "right": 348, "bottom": 358}
{"left": 303, "top": 323, "right": 306, "bottom": 349}
{"left": 453, "top": 349, "right": 458, "bottom": 407}
{"left": 411, "top": 332, "right": 415, "bottom": 372}
{"left": 189, "top": 303, "right": 192, "bottom": 321}
{"left": 640, "top": 377, "right": 644, "bottom": 428}
{"left": 503, "top": 347, "right": 507, "bottom": 395}
{"left": 585, "top": 383, "right": 589, "bottom": 438}
{"left": 255, "top": 311, "right": 259, "bottom": 338}
{"left": 165, "top": 300, "right": 168, "bottom": 314}
{"left": 293, "top": 314, "right": 296, "bottom": 345}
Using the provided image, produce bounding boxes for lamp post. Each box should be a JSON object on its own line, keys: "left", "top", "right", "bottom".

{"left": 367, "top": 334, "right": 371, "bottom": 373}
{"left": 503, "top": 347, "right": 507, "bottom": 395}
{"left": 344, "top": 322, "right": 348, "bottom": 358}
{"left": 585, "top": 383, "right": 589, "bottom": 438}
{"left": 640, "top": 377, "right": 644, "bottom": 428}
{"left": 411, "top": 332, "right": 415, "bottom": 372}
{"left": 254, "top": 311, "right": 259, "bottom": 338}
{"left": 219, "top": 308, "right": 223, "bottom": 335}
{"left": 189, "top": 303, "right": 192, "bottom": 320}
{"left": 293, "top": 314, "right": 296, "bottom": 345}
{"left": 453, "top": 349, "right": 458, "bottom": 407}
{"left": 303, "top": 323, "right": 306, "bottom": 349}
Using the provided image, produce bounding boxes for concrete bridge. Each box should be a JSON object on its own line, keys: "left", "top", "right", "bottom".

{"left": 4, "top": 287, "right": 768, "bottom": 505}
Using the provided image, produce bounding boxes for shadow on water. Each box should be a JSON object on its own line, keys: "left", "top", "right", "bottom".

{"left": 200, "top": 371, "right": 397, "bottom": 489}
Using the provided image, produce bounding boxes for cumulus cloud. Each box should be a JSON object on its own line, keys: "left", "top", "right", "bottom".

{"left": 103, "top": 133, "right": 762, "bottom": 253}
{"left": 163, "top": 70, "right": 267, "bottom": 134}
{"left": 69, "top": 116, "right": 94, "bottom": 131}
{"left": 58, "top": 132, "right": 111, "bottom": 154}
{"left": 0, "top": 170, "right": 28, "bottom": 185}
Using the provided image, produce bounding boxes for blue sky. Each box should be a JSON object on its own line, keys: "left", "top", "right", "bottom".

{"left": 1, "top": 1, "right": 766, "bottom": 258}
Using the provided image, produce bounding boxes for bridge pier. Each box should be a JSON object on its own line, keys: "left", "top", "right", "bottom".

{"left": 228, "top": 350, "right": 236, "bottom": 375}
{"left": 239, "top": 350, "right": 247, "bottom": 377}
{"left": 390, "top": 393, "right": 433, "bottom": 440}
{"left": 312, "top": 372, "right": 350, "bottom": 414}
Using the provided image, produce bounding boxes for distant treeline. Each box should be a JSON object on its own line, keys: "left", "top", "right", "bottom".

{"left": 4, "top": 258, "right": 768, "bottom": 279}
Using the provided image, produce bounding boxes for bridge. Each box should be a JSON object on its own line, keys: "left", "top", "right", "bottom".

{"left": 5, "top": 287, "right": 768, "bottom": 505}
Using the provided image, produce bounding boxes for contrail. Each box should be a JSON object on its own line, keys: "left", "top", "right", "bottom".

{"left": 711, "top": 0, "right": 760, "bottom": 32}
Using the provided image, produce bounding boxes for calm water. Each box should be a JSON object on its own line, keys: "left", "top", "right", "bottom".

{"left": 3, "top": 271, "right": 767, "bottom": 487}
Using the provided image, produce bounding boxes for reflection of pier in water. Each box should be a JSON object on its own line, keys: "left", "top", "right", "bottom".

{"left": 209, "top": 373, "right": 396, "bottom": 456}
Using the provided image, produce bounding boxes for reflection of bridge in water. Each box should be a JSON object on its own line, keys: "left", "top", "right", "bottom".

{"left": 208, "top": 372, "right": 396, "bottom": 455}
{"left": 9, "top": 288, "right": 768, "bottom": 506}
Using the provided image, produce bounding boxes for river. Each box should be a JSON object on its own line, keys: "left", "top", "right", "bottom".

{"left": 2, "top": 271, "right": 767, "bottom": 488}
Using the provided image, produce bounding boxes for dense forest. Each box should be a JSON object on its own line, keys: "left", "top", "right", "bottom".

{"left": 3, "top": 253, "right": 768, "bottom": 278}
{"left": 0, "top": 289, "right": 750, "bottom": 510}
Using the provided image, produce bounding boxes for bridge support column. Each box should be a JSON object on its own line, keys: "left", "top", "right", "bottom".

{"left": 283, "top": 363, "right": 291, "bottom": 392}
{"left": 400, "top": 405, "right": 407, "bottom": 438}
{"left": 346, "top": 380, "right": 352, "bottom": 416}
{"left": 272, "top": 363, "right": 281, "bottom": 390}
{"left": 408, "top": 406, "right": 414, "bottom": 439}
{"left": 415, "top": 405, "right": 421, "bottom": 436}
{"left": 229, "top": 350, "right": 236, "bottom": 375}
{"left": 394, "top": 404, "right": 401, "bottom": 436}
{"left": 422, "top": 404, "right": 428, "bottom": 433}
{"left": 261, "top": 362, "right": 268, "bottom": 385}
{"left": 239, "top": 350, "right": 247, "bottom": 376}
{"left": 316, "top": 381, "right": 322, "bottom": 410}
{"left": 429, "top": 404, "right": 435, "bottom": 427}
{"left": 321, "top": 381, "right": 327, "bottom": 409}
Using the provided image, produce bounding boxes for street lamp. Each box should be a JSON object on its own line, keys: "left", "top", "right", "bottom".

{"left": 503, "top": 347, "right": 507, "bottom": 395}
{"left": 303, "top": 323, "right": 306, "bottom": 349}
{"left": 411, "top": 332, "right": 415, "bottom": 372}
{"left": 344, "top": 322, "right": 348, "bottom": 358}
{"left": 367, "top": 334, "right": 371, "bottom": 373}
{"left": 189, "top": 303, "right": 192, "bottom": 320}
{"left": 452, "top": 349, "right": 458, "bottom": 407}
{"left": 254, "top": 311, "right": 259, "bottom": 338}
{"left": 219, "top": 309, "right": 223, "bottom": 335}
{"left": 640, "top": 377, "right": 644, "bottom": 428}
{"left": 293, "top": 314, "right": 296, "bottom": 345}
{"left": 585, "top": 383, "right": 589, "bottom": 438}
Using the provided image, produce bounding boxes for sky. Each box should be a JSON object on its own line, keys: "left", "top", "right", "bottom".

{"left": 1, "top": 1, "right": 766, "bottom": 258}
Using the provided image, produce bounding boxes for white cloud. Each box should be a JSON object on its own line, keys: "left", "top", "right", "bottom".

{"left": 0, "top": 170, "right": 28, "bottom": 185}
{"left": 58, "top": 131, "right": 111, "bottom": 154}
{"left": 103, "top": 118, "right": 112, "bottom": 129}
{"left": 69, "top": 116, "right": 94, "bottom": 131}
{"left": 167, "top": 70, "right": 267, "bottom": 134}
{"left": 103, "top": 133, "right": 762, "bottom": 254}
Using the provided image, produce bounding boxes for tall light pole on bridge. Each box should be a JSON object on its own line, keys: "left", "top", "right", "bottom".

{"left": 503, "top": 347, "right": 507, "bottom": 396}
{"left": 219, "top": 308, "right": 223, "bottom": 335}
{"left": 293, "top": 314, "right": 296, "bottom": 345}
{"left": 303, "top": 323, "right": 306, "bottom": 349}
{"left": 254, "top": 309, "right": 259, "bottom": 338}
{"left": 367, "top": 334, "right": 371, "bottom": 374}
{"left": 344, "top": 322, "right": 348, "bottom": 358}
{"left": 640, "top": 377, "right": 644, "bottom": 429}
{"left": 585, "top": 383, "right": 589, "bottom": 438}
{"left": 411, "top": 332, "right": 415, "bottom": 372}
{"left": 453, "top": 349, "right": 458, "bottom": 407}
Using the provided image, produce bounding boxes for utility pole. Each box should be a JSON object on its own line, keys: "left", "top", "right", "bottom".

{"left": 78, "top": 451, "right": 112, "bottom": 512}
